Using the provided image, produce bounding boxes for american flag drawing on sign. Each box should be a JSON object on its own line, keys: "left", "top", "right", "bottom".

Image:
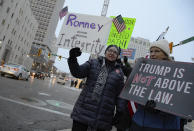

{"left": 113, "top": 15, "right": 126, "bottom": 33}
{"left": 121, "top": 48, "right": 136, "bottom": 59}
{"left": 59, "top": 6, "right": 68, "bottom": 19}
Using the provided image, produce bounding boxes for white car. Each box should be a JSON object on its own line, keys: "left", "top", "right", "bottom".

{"left": 0, "top": 64, "right": 30, "bottom": 80}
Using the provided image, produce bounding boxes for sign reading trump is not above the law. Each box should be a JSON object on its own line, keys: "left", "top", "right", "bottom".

{"left": 120, "top": 58, "right": 194, "bottom": 119}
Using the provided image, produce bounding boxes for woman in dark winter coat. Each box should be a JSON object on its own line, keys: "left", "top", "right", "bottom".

{"left": 130, "top": 39, "right": 181, "bottom": 131}
{"left": 68, "top": 45, "right": 127, "bottom": 131}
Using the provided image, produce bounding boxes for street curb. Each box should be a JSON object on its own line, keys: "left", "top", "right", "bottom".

{"left": 57, "top": 129, "right": 71, "bottom": 131}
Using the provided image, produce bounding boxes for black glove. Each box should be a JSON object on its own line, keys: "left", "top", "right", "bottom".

{"left": 187, "top": 119, "right": 192, "bottom": 122}
{"left": 145, "top": 100, "right": 156, "bottom": 113}
{"left": 69, "top": 47, "right": 82, "bottom": 59}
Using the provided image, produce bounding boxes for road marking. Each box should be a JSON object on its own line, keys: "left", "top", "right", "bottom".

{"left": 0, "top": 96, "right": 70, "bottom": 117}
{"left": 38, "top": 92, "right": 50, "bottom": 96}
{"left": 46, "top": 100, "right": 73, "bottom": 110}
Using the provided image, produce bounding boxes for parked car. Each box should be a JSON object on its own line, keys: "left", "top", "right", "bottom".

{"left": 34, "top": 72, "right": 45, "bottom": 80}
{"left": 57, "top": 76, "right": 67, "bottom": 85}
{"left": 0, "top": 63, "right": 30, "bottom": 80}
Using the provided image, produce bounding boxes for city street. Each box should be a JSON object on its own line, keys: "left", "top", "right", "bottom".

{"left": 0, "top": 76, "right": 80, "bottom": 131}
{"left": 0, "top": 76, "right": 193, "bottom": 131}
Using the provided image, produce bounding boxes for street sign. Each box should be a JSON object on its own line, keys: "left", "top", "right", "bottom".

{"left": 180, "top": 36, "right": 194, "bottom": 44}
{"left": 173, "top": 36, "right": 194, "bottom": 47}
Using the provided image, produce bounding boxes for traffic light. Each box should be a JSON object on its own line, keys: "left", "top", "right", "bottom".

{"left": 169, "top": 42, "right": 173, "bottom": 54}
{"left": 37, "top": 48, "right": 42, "bottom": 56}
{"left": 48, "top": 53, "right": 51, "bottom": 58}
{"left": 58, "top": 56, "right": 62, "bottom": 61}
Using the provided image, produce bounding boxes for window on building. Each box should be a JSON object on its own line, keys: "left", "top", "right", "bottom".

{"left": 11, "top": 13, "right": 14, "bottom": 18}
{"left": 6, "top": 7, "right": 10, "bottom": 13}
{"left": 1, "top": 19, "right": 5, "bottom": 25}
{"left": 143, "top": 42, "right": 146, "bottom": 46}
{"left": 7, "top": 24, "right": 9, "bottom": 29}
{"left": 11, "top": 28, "right": 15, "bottom": 34}
{"left": 19, "top": 8, "right": 23, "bottom": 16}
{"left": 3, "top": 36, "right": 5, "bottom": 41}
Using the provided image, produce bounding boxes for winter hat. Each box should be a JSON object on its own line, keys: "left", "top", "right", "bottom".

{"left": 150, "top": 39, "right": 170, "bottom": 56}
{"left": 105, "top": 45, "right": 121, "bottom": 55}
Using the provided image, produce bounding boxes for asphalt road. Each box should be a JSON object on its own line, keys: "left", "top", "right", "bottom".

{"left": 0, "top": 76, "right": 193, "bottom": 131}
{"left": 0, "top": 76, "right": 80, "bottom": 131}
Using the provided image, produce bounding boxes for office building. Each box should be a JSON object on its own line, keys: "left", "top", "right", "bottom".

{"left": 0, "top": 0, "right": 38, "bottom": 70}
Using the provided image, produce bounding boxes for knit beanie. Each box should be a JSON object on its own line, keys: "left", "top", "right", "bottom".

{"left": 105, "top": 45, "right": 121, "bottom": 56}
{"left": 150, "top": 39, "right": 170, "bottom": 56}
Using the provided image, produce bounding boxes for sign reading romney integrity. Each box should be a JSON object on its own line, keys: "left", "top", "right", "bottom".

{"left": 120, "top": 58, "right": 194, "bottom": 119}
{"left": 57, "top": 12, "right": 112, "bottom": 56}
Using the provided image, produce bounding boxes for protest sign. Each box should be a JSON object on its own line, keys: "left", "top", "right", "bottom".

{"left": 106, "top": 17, "right": 136, "bottom": 49}
{"left": 57, "top": 12, "right": 112, "bottom": 56}
{"left": 120, "top": 58, "right": 194, "bottom": 119}
{"left": 120, "top": 48, "right": 136, "bottom": 60}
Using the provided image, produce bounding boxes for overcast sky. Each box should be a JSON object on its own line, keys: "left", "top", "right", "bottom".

{"left": 54, "top": 0, "right": 194, "bottom": 73}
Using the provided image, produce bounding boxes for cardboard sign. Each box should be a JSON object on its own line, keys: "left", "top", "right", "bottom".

{"left": 57, "top": 12, "right": 112, "bottom": 56}
{"left": 107, "top": 17, "right": 136, "bottom": 49}
{"left": 120, "top": 58, "right": 194, "bottom": 119}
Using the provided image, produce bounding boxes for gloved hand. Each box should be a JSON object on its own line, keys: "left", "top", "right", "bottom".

{"left": 187, "top": 119, "right": 192, "bottom": 122}
{"left": 145, "top": 100, "right": 156, "bottom": 112}
{"left": 69, "top": 47, "right": 82, "bottom": 59}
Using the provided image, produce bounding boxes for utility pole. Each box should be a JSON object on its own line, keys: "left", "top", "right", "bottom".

{"left": 89, "top": 0, "right": 111, "bottom": 60}
{"left": 101, "top": 0, "right": 110, "bottom": 16}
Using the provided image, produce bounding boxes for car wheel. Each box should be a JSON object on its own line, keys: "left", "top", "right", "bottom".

{"left": 17, "top": 74, "right": 22, "bottom": 80}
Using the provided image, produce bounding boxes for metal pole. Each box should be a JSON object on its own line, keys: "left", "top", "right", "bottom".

{"left": 101, "top": 0, "right": 110, "bottom": 17}
{"left": 173, "top": 36, "right": 194, "bottom": 47}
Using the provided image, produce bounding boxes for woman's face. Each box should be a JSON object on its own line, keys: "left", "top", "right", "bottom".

{"left": 150, "top": 47, "right": 168, "bottom": 60}
{"left": 105, "top": 47, "right": 118, "bottom": 62}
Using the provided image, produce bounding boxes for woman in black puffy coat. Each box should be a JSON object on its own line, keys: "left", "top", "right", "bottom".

{"left": 68, "top": 45, "right": 127, "bottom": 131}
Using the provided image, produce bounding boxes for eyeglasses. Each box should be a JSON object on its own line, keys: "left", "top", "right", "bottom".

{"left": 150, "top": 49, "right": 162, "bottom": 54}
{"left": 107, "top": 49, "right": 118, "bottom": 55}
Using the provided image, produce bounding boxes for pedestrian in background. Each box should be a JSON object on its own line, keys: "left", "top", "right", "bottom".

{"left": 130, "top": 39, "right": 181, "bottom": 131}
{"left": 74, "top": 79, "right": 78, "bottom": 87}
{"left": 68, "top": 45, "right": 127, "bottom": 131}
{"left": 70, "top": 79, "right": 74, "bottom": 87}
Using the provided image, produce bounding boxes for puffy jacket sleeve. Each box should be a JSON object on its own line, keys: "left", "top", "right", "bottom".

{"left": 116, "top": 72, "right": 128, "bottom": 113}
{"left": 68, "top": 58, "right": 91, "bottom": 78}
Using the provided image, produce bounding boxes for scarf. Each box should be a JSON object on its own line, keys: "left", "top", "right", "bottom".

{"left": 92, "top": 58, "right": 109, "bottom": 103}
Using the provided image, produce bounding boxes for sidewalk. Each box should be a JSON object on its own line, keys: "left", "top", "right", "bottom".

{"left": 57, "top": 123, "right": 194, "bottom": 131}
{"left": 57, "top": 126, "right": 117, "bottom": 131}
